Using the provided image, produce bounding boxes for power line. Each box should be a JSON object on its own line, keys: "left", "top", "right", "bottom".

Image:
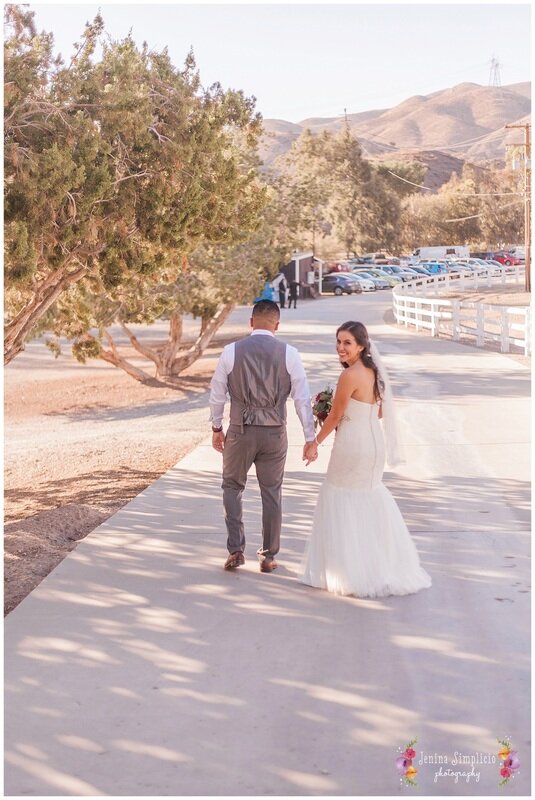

{"left": 348, "top": 123, "right": 506, "bottom": 155}
{"left": 386, "top": 170, "right": 432, "bottom": 191}
{"left": 444, "top": 199, "right": 521, "bottom": 223}
{"left": 385, "top": 168, "right": 523, "bottom": 197}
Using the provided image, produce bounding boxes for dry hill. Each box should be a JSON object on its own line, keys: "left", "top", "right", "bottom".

{"left": 260, "top": 81, "right": 531, "bottom": 188}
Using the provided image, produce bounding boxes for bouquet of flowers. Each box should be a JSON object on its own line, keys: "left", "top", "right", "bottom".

{"left": 312, "top": 386, "right": 333, "bottom": 430}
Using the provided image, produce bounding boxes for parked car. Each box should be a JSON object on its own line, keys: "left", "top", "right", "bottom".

{"left": 403, "top": 267, "right": 427, "bottom": 278}
{"left": 348, "top": 273, "right": 376, "bottom": 292}
{"left": 463, "top": 264, "right": 485, "bottom": 272}
{"left": 321, "top": 274, "right": 362, "bottom": 295}
{"left": 507, "top": 245, "right": 525, "bottom": 262}
{"left": 467, "top": 258, "right": 513, "bottom": 276}
{"left": 486, "top": 258, "right": 514, "bottom": 274}
{"left": 409, "top": 265, "right": 434, "bottom": 278}
{"left": 483, "top": 258, "right": 517, "bottom": 273}
{"left": 469, "top": 259, "right": 508, "bottom": 275}
{"left": 379, "top": 265, "right": 416, "bottom": 281}
{"left": 492, "top": 251, "right": 523, "bottom": 266}
{"left": 464, "top": 259, "right": 492, "bottom": 269}
{"left": 419, "top": 261, "right": 449, "bottom": 274}
{"left": 478, "top": 259, "right": 507, "bottom": 276}
{"left": 469, "top": 251, "right": 495, "bottom": 260}
{"left": 451, "top": 259, "right": 495, "bottom": 274}
{"left": 352, "top": 270, "right": 390, "bottom": 289}
{"left": 440, "top": 260, "right": 467, "bottom": 273}
{"left": 327, "top": 262, "right": 353, "bottom": 273}
{"left": 347, "top": 256, "right": 373, "bottom": 265}
{"left": 356, "top": 267, "right": 402, "bottom": 287}
{"left": 373, "top": 257, "right": 400, "bottom": 265}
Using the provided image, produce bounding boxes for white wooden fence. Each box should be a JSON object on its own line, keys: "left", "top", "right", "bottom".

{"left": 395, "top": 264, "right": 524, "bottom": 296}
{"left": 393, "top": 267, "right": 531, "bottom": 356}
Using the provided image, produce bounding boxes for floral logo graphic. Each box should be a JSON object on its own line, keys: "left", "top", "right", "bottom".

{"left": 497, "top": 738, "right": 520, "bottom": 785}
{"left": 396, "top": 738, "right": 418, "bottom": 786}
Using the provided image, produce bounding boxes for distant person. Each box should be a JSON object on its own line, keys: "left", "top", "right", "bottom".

{"left": 278, "top": 275, "right": 287, "bottom": 308}
{"left": 254, "top": 279, "right": 275, "bottom": 303}
{"left": 288, "top": 279, "right": 300, "bottom": 309}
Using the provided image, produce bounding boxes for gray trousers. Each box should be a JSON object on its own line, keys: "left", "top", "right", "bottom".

{"left": 222, "top": 424, "right": 288, "bottom": 559}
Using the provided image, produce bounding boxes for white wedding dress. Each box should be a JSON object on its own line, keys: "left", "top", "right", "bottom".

{"left": 299, "top": 397, "right": 432, "bottom": 598}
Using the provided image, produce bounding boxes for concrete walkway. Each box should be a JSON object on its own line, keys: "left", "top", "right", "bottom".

{"left": 5, "top": 295, "right": 530, "bottom": 796}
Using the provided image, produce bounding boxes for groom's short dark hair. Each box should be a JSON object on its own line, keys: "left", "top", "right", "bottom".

{"left": 252, "top": 299, "right": 280, "bottom": 321}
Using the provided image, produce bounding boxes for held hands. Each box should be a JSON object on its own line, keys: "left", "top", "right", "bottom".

{"left": 303, "top": 440, "right": 318, "bottom": 466}
{"left": 212, "top": 431, "right": 225, "bottom": 453}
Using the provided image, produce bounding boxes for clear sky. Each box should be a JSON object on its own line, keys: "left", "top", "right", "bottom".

{"left": 27, "top": 2, "right": 531, "bottom": 122}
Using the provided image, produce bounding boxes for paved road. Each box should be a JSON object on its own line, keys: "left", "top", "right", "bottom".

{"left": 5, "top": 294, "right": 530, "bottom": 796}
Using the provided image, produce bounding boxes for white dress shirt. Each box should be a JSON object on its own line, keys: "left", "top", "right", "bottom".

{"left": 209, "top": 329, "right": 316, "bottom": 442}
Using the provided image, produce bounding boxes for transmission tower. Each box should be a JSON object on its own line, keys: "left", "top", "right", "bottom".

{"left": 488, "top": 56, "right": 501, "bottom": 87}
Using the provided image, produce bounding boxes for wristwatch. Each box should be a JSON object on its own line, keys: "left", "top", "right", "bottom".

{"left": 212, "top": 425, "right": 223, "bottom": 433}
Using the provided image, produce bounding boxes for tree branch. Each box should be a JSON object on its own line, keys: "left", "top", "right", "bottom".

{"left": 170, "top": 302, "right": 235, "bottom": 375}
{"left": 99, "top": 330, "right": 157, "bottom": 384}
{"left": 4, "top": 263, "right": 89, "bottom": 364}
{"left": 118, "top": 321, "right": 160, "bottom": 365}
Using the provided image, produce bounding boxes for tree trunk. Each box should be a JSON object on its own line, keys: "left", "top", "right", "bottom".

{"left": 170, "top": 302, "right": 235, "bottom": 375}
{"left": 4, "top": 263, "right": 89, "bottom": 364}
{"left": 84, "top": 304, "right": 234, "bottom": 385}
{"left": 156, "top": 311, "right": 184, "bottom": 378}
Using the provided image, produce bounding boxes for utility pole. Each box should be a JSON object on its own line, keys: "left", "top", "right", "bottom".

{"left": 488, "top": 56, "right": 501, "bottom": 87}
{"left": 506, "top": 122, "right": 531, "bottom": 292}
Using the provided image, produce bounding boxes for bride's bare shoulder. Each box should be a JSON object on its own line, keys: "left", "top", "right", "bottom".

{"left": 346, "top": 361, "right": 375, "bottom": 390}
{"left": 336, "top": 365, "right": 361, "bottom": 389}
{"left": 346, "top": 361, "right": 371, "bottom": 379}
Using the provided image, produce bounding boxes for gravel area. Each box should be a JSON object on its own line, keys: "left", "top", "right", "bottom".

{"left": 4, "top": 319, "right": 247, "bottom": 615}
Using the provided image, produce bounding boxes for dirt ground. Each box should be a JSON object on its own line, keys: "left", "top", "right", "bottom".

{"left": 436, "top": 285, "right": 531, "bottom": 306}
{"left": 4, "top": 322, "right": 245, "bottom": 615}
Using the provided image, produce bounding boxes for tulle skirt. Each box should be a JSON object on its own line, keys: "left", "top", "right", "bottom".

{"left": 298, "top": 480, "right": 432, "bottom": 598}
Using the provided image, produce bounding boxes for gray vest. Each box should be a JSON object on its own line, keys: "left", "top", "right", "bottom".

{"left": 228, "top": 335, "right": 291, "bottom": 429}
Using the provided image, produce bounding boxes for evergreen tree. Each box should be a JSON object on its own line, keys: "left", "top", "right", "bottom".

{"left": 4, "top": 7, "right": 265, "bottom": 364}
{"left": 274, "top": 129, "right": 426, "bottom": 257}
{"left": 39, "top": 198, "right": 286, "bottom": 384}
{"left": 327, "top": 127, "right": 372, "bottom": 256}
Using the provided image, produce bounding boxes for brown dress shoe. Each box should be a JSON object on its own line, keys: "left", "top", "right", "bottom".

{"left": 260, "top": 558, "right": 278, "bottom": 573}
{"left": 224, "top": 552, "right": 245, "bottom": 570}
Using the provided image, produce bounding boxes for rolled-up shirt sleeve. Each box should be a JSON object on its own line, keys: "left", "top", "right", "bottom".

{"left": 209, "top": 344, "right": 234, "bottom": 427}
{"left": 286, "top": 345, "right": 315, "bottom": 441}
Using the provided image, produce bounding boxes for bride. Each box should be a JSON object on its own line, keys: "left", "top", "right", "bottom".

{"left": 299, "top": 320, "right": 432, "bottom": 598}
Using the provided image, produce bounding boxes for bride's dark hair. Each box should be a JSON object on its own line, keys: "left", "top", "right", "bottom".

{"left": 336, "top": 320, "right": 384, "bottom": 402}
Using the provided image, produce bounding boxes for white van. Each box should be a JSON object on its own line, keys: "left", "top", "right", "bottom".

{"left": 414, "top": 245, "right": 469, "bottom": 260}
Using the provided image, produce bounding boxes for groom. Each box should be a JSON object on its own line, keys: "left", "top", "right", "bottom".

{"left": 209, "top": 299, "right": 316, "bottom": 572}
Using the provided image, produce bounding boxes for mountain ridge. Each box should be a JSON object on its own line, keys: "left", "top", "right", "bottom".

{"left": 260, "top": 81, "right": 531, "bottom": 186}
